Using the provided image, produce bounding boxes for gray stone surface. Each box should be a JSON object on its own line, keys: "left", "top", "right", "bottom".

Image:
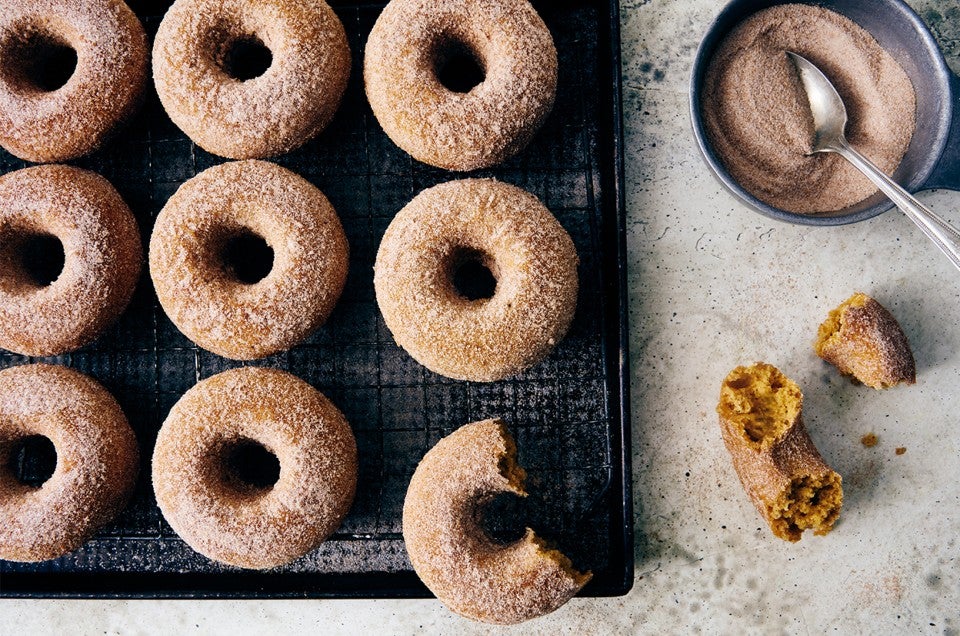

{"left": 3, "top": 1, "right": 959, "bottom": 633}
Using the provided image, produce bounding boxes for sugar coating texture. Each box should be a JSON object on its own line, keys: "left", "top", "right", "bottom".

{"left": 717, "top": 363, "right": 843, "bottom": 542}
{"left": 153, "top": 0, "right": 350, "bottom": 159}
{"left": 0, "top": 0, "right": 148, "bottom": 162}
{"left": 152, "top": 367, "right": 357, "bottom": 570}
{"left": 0, "top": 165, "right": 143, "bottom": 356}
{"left": 402, "top": 419, "right": 591, "bottom": 624}
{"left": 815, "top": 292, "right": 916, "bottom": 389}
{"left": 0, "top": 363, "right": 139, "bottom": 562}
{"left": 702, "top": 4, "right": 916, "bottom": 214}
{"left": 364, "top": 0, "right": 557, "bottom": 170}
{"left": 149, "top": 160, "right": 348, "bottom": 360}
{"left": 374, "top": 179, "right": 578, "bottom": 382}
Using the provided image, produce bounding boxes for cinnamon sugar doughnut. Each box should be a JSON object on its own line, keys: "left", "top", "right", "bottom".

{"left": 374, "top": 179, "right": 578, "bottom": 381}
{"left": 152, "top": 367, "right": 357, "bottom": 569}
{"left": 814, "top": 292, "right": 916, "bottom": 389}
{"left": 0, "top": 165, "right": 142, "bottom": 357}
{"left": 403, "top": 419, "right": 591, "bottom": 624}
{"left": 0, "top": 0, "right": 148, "bottom": 162}
{"left": 153, "top": 0, "right": 350, "bottom": 159}
{"left": 0, "top": 364, "right": 139, "bottom": 562}
{"left": 149, "top": 160, "right": 348, "bottom": 360}
{"left": 364, "top": 0, "right": 557, "bottom": 171}
{"left": 717, "top": 363, "right": 843, "bottom": 542}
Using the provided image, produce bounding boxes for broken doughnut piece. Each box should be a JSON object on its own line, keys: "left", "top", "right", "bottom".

{"left": 402, "top": 419, "right": 590, "bottom": 624}
{"left": 814, "top": 292, "right": 915, "bottom": 389}
{"left": 717, "top": 363, "right": 842, "bottom": 542}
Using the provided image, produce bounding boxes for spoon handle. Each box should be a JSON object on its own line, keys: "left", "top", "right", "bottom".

{"left": 833, "top": 139, "right": 960, "bottom": 273}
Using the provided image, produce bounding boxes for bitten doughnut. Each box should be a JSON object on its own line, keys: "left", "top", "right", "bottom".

{"left": 364, "top": 0, "right": 557, "bottom": 171}
{"left": 149, "top": 160, "right": 348, "bottom": 360}
{"left": 0, "top": 165, "right": 142, "bottom": 357}
{"left": 717, "top": 362, "right": 843, "bottom": 542}
{"left": 153, "top": 0, "right": 350, "bottom": 159}
{"left": 152, "top": 367, "right": 357, "bottom": 569}
{"left": 0, "top": 0, "right": 147, "bottom": 162}
{"left": 0, "top": 364, "right": 139, "bottom": 562}
{"left": 403, "top": 419, "right": 590, "bottom": 624}
{"left": 815, "top": 292, "right": 915, "bottom": 389}
{"left": 374, "top": 179, "right": 578, "bottom": 381}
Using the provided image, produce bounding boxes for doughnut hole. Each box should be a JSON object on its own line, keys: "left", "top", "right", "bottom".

{"left": 0, "top": 227, "right": 66, "bottom": 291}
{"left": 5, "top": 435, "right": 58, "bottom": 488}
{"left": 447, "top": 246, "right": 498, "bottom": 301}
{"left": 223, "top": 36, "right": 272, "bottom": 80}
{"left": 0, "top": 26, "right": 78, "bottom": 93}
{"left": 217, "top": 229, "right": 274, "bottom": 285}
{"left": 433, "top": 36, "right": 486, "bottom": 93}
{"left": 219, "top": 438, "right": 281, "bottom": 495}
{"left": 477, "top": 492, "right": 527, "bottom": 545}
{"left": 205, "top": 25, "right": 273, "bottom": 81}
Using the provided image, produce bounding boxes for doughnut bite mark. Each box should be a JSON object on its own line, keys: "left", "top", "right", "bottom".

{"left": 717, "top": 363, "right": 842, "bottom": 542}
{"left": 814, "top": 292, "right": 916, "bottom": 389}
{"left": 0, "top": 165, "right": 142, "bottom": 357}
{"left": 374, "top": 179, "right": 578, "bottom": 382}
{"left": 152, "top": 367, "right": 357, "bottom": 569}
{"left": 364, "top": 0, "right": 557, "bottom": 170}
{"left": 149, "top": 160, "right": 348, "bottom": 360}
{"left": 403, "top": 419, "right": 590, "bottom": 624}
{"left": 153, "top": 0, "right": 350, "bottom": 159}
{"left": 0, "top": 364, "right": 139, "bottom": 562}
{"left": 0, "top": 0, "right": 148, "bottom": 162}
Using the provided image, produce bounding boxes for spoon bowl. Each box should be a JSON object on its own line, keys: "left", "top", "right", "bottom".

{"left": 786, "top": 52, "right": 847, "bottom": 154}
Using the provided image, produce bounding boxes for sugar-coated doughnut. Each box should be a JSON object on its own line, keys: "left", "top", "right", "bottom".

{"left": 149, "top": 160, "right": 348, "bottom": 360}
{"left": 0, "top": 364, "right": 139, "bottom": 562}
{"left": 374, "top": 179, "right": 578, "bottom": 381}
{"left": 152, "top": 367, "right": 357, "bottom": 569}
{"left": 364, "top": 0, "right": 557, "bottom": 170}
{"left": 717, "top": 362, "right": 843, "bottom": 542}
{"left": 0, "top": 0, "right": 148, "bottom": 162}
{"left": 815, "top": 292, "right": 915, "bottom": 389}
{"left": 0, "top": 165, "right": 142, "bottom": 357}
{"left": 403, "top": 419, "right": 591, "bottom": 624}
{"left": 153, "top": 0, "right": 350, "bottom": 159}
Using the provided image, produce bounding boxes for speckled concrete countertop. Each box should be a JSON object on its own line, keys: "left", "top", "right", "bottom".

{"left": 4, "top": 1, "right": 959, "bottom": 633}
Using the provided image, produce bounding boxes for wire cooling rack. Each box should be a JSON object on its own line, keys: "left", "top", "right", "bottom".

{"left": 0, "top": 0, "right": 632, "bottom": 597}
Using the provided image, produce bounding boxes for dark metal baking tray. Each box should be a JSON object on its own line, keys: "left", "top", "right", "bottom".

{"left": 0, "top": 0, "right": 632, "bottom": 598}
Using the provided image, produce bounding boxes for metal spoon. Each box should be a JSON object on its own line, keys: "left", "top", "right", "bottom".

{"left": 787, "top": 51, "right": 960, "bottom": 272}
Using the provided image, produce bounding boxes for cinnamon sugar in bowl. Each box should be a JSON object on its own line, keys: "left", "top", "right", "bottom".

{"left": 690, "top": 0, "right": 960, "bottom": 225}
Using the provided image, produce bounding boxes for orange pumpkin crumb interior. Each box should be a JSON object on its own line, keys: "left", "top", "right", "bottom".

{"left": 718, "top": 362, "right": 802, "bottom": 450}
